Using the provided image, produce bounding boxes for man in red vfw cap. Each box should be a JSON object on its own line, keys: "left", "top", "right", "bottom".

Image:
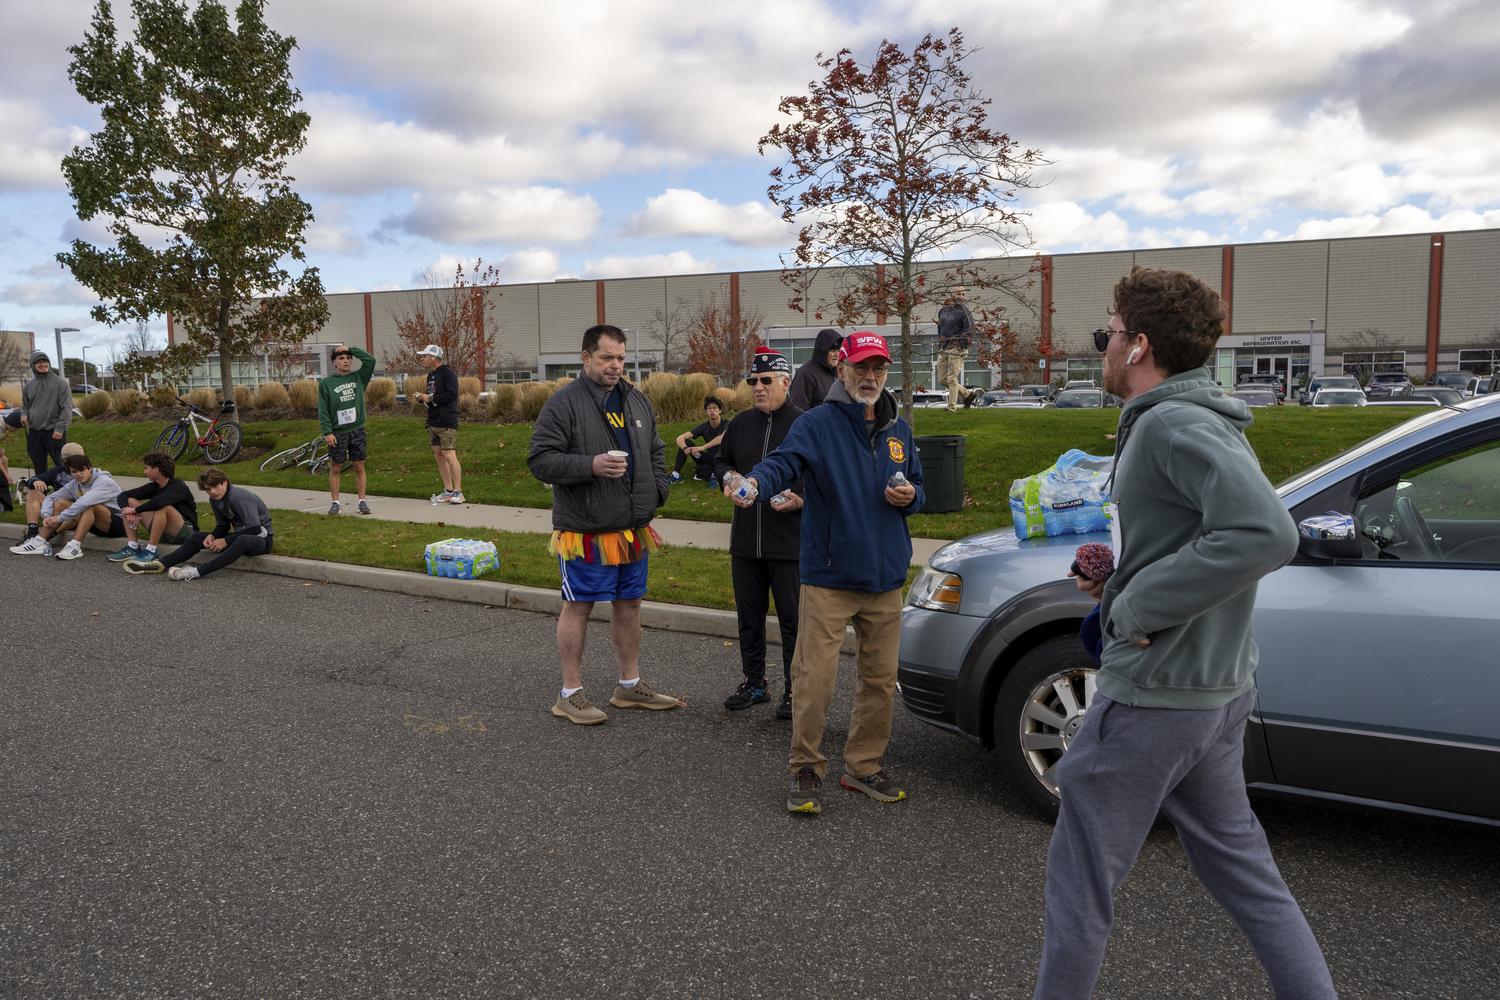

{"left": 735, "top": 332, "right": 926, "bottom": 815}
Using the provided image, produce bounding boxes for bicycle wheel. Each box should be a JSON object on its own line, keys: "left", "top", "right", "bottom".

{"left": 153, "top": 422, "right": 190, "bottom": 460}
{"left": 260, "top": 442, "right": 312, "bottom": 472}
{"left": 201, "top": 422, "right": 243, "bottom": 464}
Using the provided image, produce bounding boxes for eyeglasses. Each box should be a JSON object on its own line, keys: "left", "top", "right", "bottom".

{"left": 1092, "top": 327, "right": 1138, "bottom": 352}
{"left": 843, "top": 362, "right": 889, "bottom": 376}
{"left": 747, "top": 376, "right": 777, "bottom": 386}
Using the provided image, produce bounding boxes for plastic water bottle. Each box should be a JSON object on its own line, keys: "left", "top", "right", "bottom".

{"left": 725, "top": 472, "right": 759, "bottom": 503}
{"left": 888, "top": 471, "right": 908, "bottom": 490}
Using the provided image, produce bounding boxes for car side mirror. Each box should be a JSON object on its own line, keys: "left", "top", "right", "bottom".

{"left": 1297, "top": 511, "right": 1362, "bottom": 560}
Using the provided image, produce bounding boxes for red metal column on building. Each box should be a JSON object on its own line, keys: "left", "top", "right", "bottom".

{"left": 1426, "top": 234, "right": 1444, "bottom": 376}
{"left": 876, "top": 264, "right": 887, "bottom": 324}
{"left": 363, "top": 293, "right": 374, "bottom": 353}
{"left": 1221, "top": 246, "right": 1235, "bottom": 337}
{"left": 1040, "top": 257, "right": 1054, "bottom": 347}
{"left": 166, "top": 311, "right": 174, "bottom": 345}
{"left": 729, "top": 273, "right": 741, "bottom": 330}
{"left": 596, "top": 281, "right": 606, "bottom": 325}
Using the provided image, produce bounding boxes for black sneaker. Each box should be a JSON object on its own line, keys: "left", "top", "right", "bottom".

{"left": 787, "top": 766, "right": 822, "bottom": 814}
{"left": 724, "top": 677, "right": 770, "bottom": 710}
{"left": 840, "top": 768, "right": 907, "bottom": 802}
{"left": 775, "top": 690, "right": 793, "bottom": 720}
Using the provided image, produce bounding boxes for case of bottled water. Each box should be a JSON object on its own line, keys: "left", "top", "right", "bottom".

{"left": 423, "top": 537, "right": 499, "bottom": 579}
{"left": 1008, "top": 450, "right": 1115, "bottom": 539}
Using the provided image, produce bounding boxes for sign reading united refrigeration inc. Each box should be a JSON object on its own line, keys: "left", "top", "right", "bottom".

{"left": 1218, "top": 333, "right": 1315, "bottom": 348}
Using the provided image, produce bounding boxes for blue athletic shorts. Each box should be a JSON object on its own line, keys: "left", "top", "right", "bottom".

{"left": 559, "top": 554, "right": 649, "bottom": 603}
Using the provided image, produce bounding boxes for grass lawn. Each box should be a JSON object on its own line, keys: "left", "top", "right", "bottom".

{"left": 47, "top": 405, "right": 1422, "bottom": 542}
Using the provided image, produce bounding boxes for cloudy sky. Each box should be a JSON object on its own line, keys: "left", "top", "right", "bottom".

{"left": 3, "top": 0, "right": 1498, "bottom": 357}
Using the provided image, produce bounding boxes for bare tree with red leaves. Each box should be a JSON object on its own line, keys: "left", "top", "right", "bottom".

{"left": 761, "top": 29, "right": 1047, "bottom": 421}
{"left": 686, "top": 288, "right": 766, "bottom": 387}
{"left": 383, "top": 259, "right": 504, "bottom": 381}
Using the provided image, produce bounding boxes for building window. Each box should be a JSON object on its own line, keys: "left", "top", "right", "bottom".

{"left": 1343, "top": 351, "right": 1406, "bottom": 381}
{"left": 1067, "top": 358, "right": 1103, "bottom": 383}
{"left": 1459, "top": 350, "right": 1497, "bottom": 375}
{"left": 492, "top": 370, "right": 533, "bottom": 384}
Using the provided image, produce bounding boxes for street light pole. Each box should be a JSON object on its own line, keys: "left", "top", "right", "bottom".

{"left": 54, "top": 327, "right": 78, "bottom": 373}
{"left": 81, "top": 345, "right": 95, "bottom": 390}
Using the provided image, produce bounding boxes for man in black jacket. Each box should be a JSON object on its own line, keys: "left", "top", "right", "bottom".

{"left": 528, "top": 325, "right": 682, "bottom": 725}
{"left": 788, "top": 328, "right": 843, "bottom": 410}
{"left": 413, "top": 344, "right": 464, "bottom": 503}
{"left": 936, "top": 287, "right": 978, "bottom": 410}
{"left": 111, "top": 450, "right": 200, "bottom": 573}
{"left": 153, "top": 468, "right": 273, "bottom": 581}
{"left": 715, "top": 350, "right": 804, "bottom": 718}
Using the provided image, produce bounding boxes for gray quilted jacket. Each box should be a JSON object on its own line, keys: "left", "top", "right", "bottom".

{"left": 527, "top": 377, "right": 668, "bottom": 533}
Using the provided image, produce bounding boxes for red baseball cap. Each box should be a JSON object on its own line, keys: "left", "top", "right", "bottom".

{"left": 839, "top": 332, "right": 890, "bottom": 365}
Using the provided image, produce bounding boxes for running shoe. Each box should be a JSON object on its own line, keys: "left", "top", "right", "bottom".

{"left": 123, "top": 556, "right": 165, "bottom": 575}
{"left": 430, "top": 490, "right": 454, "bottom": 504}
{"left": 107, "top": 545, "right": 141, "bottom": 562}
{"left": 168, "top": 566, "right": 199, "bottom": 581}
{"left": 551, "top": 690, "right": 608, "bottom": 726}
{"left": 447, "top": 491, "right": 466, "bottom": 504}
{"left": 724, "top": 678, "right": 770, "bottom": 710}
{"left": 55, "top": 540, "right": 84, "bottom": 561}
{"left": 357, "top": 500, "right": 372, "bottom": 515}
{"left": 708, "top": 475, "right": 719, "bottom": 490}
{"left": 9, "top": 536, "right": 50, "bottom": 555}
{"left": 840, "top": 769, "right": 907, "bottom": 803}
{"left": 776, "top": 690, "right": 793, "bottom": 721}
{"left": 787, "top": 767, "right": 822, "bottom": 814}
{"left": 327, "top": 500, "right": 340, "bottom": 515}
{"left": 609, "top": 679, "right": 684, "bottom": 710}
{"left": 670, "top": 471, "right": 682, "bottom": 484}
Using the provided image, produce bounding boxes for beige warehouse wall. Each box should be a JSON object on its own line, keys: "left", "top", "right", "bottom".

{"left": 317, "top": 292, "right": 367, "bottom": 347}
{"left": 1440, "top": 230, "right": 1500, "bottom": 348}
{"left": 1325, "top": 234, "right": 1430, "bottom": 351}
{"left": 1051, "top": 251, "right": 1134, "bottom": 355}
{"left": 1135, "top": 246, "right": 1222, "bottom": 291}
{"left": 538, "top": 281, "right": 597, "bottom": 353}
{"left": 1233, "top": 241, "right": 1329, "bottom": 334}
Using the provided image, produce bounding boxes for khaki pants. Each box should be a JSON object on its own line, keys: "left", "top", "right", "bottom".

{"left": 789, "top": 584, "right": 904, "bottom": 780}
{"left": 935, "top": 347, "right": 969, "bottom": 409}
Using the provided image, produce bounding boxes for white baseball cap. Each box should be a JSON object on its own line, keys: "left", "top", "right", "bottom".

{"left": 416, "top": 344, "right": 443, "bottom": 358}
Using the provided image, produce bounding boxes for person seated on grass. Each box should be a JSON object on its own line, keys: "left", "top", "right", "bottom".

{"left": 146, "top": 467, "right": 273, "bottom": 581}
{"left": 110, "top": 450, "right": 200, "bottom": 572}
{"left": 670, "top": 396, "right": 727, "bottom": 485}
{"left": 14, "top": 441, "right": 86, "bottom": 537}
{"left": 7, "top": 452, "right": 124, "bottom": 560}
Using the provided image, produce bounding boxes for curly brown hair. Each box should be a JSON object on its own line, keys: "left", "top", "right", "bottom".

{"left": 1110, "top": 266, "right": 1226, "bottom": 376}
{"left": 197, "top": 467, "right": 229, "bottom": 490}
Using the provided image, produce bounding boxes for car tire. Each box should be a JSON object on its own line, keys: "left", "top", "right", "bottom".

{"left": 993, "top": 634, "right": 1099, "bottom": 822}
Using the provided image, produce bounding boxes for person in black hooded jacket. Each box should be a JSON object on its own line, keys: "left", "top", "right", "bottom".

{"left": 788, "top": 328, "right": 843, "bottom": 410}
{"left": 715, "top": 349, "right": 805, "bottom": 719}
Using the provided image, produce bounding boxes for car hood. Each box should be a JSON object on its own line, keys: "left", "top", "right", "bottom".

{"left": 929, "top": 526, "right": 1113, "bottom": 615}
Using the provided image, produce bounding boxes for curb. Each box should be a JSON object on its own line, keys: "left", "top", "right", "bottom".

{"left": 0, "top": 523, "right": 857, "bottom": 653}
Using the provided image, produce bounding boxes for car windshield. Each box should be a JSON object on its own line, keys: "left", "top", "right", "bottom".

{"left": 1309, "top": 377, "right": 1358, "bottom": 391}
{"left": 1428, "top": 372, "right": 1470, "bottom": 388}
{"left": 1370, "top": 374, "right": 1408, "bottom": 383}
{"left": 1054, "top": 392, "right": 1101, "bottom": 408}
{"left": 1414, "top": 388, "right": 1463, "bottom": 405}
{"left": 1316, "top": 390, "right": 1364, "bottom": 404}
{"left": 1275, "top": 404, "right": 1468, "bottom": 496}
{"left": 1232, "top": 391, "right": 1276, "bottom": 405}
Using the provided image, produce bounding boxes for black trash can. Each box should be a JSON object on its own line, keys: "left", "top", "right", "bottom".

{"left": 914, "top": 434, "right": 965, "bottom": 513}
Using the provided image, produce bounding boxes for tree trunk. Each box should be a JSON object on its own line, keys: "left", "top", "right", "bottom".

{"left": 899, "top": 260, "right": 914, "bottom": 425}
{"left": 216, "top": 298, "right": 240, "bottom": 425}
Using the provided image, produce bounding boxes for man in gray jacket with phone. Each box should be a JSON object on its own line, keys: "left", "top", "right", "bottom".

{"left": 1033, "top": 267, "right": 1337, "bottom": 999}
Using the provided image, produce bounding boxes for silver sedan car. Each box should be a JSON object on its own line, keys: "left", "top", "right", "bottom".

{"left": 899, "top": 395, "right": 1500, "bottom": 824}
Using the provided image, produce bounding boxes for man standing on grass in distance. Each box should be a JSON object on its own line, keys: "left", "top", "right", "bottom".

{"left": 318, "top": 343, "right": 378, "bottom": 516}
{"left": 412, "top": 344, "right": 463, "bottom": 504}
{"left": 936, "top": 286, "right": 979, "bottom": 410}
{"left": 109, "top": 450, "right": 199, "bottom": 573}
{"left": 715, "top": 349, "right": 804, "bottom": 719}
{"left": 14, "top": 441, "right": 85, "bottom": 539}
{"left": 671, "top": 396, "right": 727, "bottom": 485}
{"left": 528, "top": 324, "right": 682, "bottom": 725}
{"left": 8, "top": 452, "right": 124, "bottom": 560}
{"left": 736, "top": 332, "right": 925, "bottom": 814}
{"left": 154, "top": 467, "right": 273, "bottom": 581}
{"left": 1032, "top": 266, "right": 1335, "bottom": 999}
{"left": 20, "top": 350, "right": 73, "bottom": 474}
{"left": 788, "top": 328, "right": 843, "bottom": 411}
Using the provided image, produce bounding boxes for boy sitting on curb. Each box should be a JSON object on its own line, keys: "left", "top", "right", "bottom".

{"left": 111, "top": 450, "right": 200, "bottom": 573}
{"left": 8, "top": 453, "right": 124, "bottom": 560}
{"left": 132, "top": 468, "right": 274, "bottom": 581}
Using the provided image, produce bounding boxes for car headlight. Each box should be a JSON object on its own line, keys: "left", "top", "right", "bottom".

{"left": 908, "top": 566, "right": 963, "bottom": 613}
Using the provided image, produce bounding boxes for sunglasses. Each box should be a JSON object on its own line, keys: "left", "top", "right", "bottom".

{"left": 1092, "top": 327, "right": 1139, "bottom": 352}
{"left": 747, "top": 376, "right": 778, "bottom": 386}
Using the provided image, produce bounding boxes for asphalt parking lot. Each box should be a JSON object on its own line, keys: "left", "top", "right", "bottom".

{"left": 3, "top": 557, "right": 1498, "bottom": 998}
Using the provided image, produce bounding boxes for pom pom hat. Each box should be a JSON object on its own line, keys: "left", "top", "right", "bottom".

{"left": 839, "top": 332, "right": 891, "bottom": 365}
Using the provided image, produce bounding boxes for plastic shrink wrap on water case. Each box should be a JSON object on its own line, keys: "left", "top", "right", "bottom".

{"left": 1009, "top": 450, "right": 1115, "bottom": 539}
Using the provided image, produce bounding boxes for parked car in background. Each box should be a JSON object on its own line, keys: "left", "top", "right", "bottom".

{"left": 1464, "top": 375, "right": 1490, "bottom": 398}
{"left": 1230, "top": 388, "right": 1280, "bottom": 407}
{"left": 1367, "top": 398, "right": 1441, "bottom": 408}
{"left": 1427, "top": 371, "right": 1472, "bottom": 391}
{"left": 1299, "top": 375, "right": 1361, "bottom": 405}
{"left": 1048, "top": 389, "right": 1107, "bottom": 409}
{"left": 1476, "top": 376, "right": 1494, "bottom": 395}
{"left": 1311, "top": 389, "right": 1367, "bottom": 407}
{"left": 1365, "top": 373, "right": 1415, "bottom": 399}
{"left": 1062, "top": 379, "right": 1097, "bottom": 391}
{"left": 1236, "top": 373, "right": 1285, "bottom": 401}
{"left": 1013, "top": 384, "right": 1053, "bottom": 400}
{"left": 1411, "top": 387, "right": 1465, "bottom": 406}
{"left": 898, "top": 394, "right": 1500, "bottom": 824}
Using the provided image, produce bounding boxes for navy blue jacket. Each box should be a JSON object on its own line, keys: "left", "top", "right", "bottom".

{"left": 746, "top": 381, "right": 925, "bottom": 593}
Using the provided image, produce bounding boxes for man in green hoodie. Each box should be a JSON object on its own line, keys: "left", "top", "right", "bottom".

{"left": 1032, "top": 267, "right": 1336, "bottom": 999}
{"left": 317, "top": 344, "right": 377, "bottom": 515}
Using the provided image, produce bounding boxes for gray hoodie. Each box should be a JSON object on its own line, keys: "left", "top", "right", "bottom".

{"left": 22, "top": 351, "right": 73, "bottom": 434}
{"left": 40, "top": 467, "right": 122, "bottom": 522}
{"left": 1097, "top": 366, "right": 1298, "bottom": 710}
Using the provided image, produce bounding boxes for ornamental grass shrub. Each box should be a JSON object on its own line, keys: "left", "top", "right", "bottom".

{"left": 0, "top": 386, "right": 21, "bottom": 406}
{"left": 365, "top": 377, "right": 397, "bottom": 409}
{"left": 185, "top": 387, "right": 219, "bottom": 413}
{"left": 233, "top": 385, "right": 255, "bottom": 409}
{"left": 288, "top": 379, "right": 319, "bottom": 412}
{"left": 112, "top": 388, "right": 142, "bottom": 416}
{"left": 148, "top": 385, "right": 180, "bottom": 409}
{"left": 486, "top": 383, "right": 518, "bottom": 419}
{"left": 404, "top": 375, "right": 427, "bottom": 415}
{"left": 254, "top": 380, "right": 289, "bottom": 409}
{"left": 78, "top": 390, "right": 113, "bottom": 419}
{"left": 458, "top": 376, "right": 481, "bottom": 400}
{"left": 517, "top": 381, "right": 555, "bottom": 422}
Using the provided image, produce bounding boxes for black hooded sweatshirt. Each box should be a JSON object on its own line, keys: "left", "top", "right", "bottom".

{"left": 789, "top": 328, "right": 843, "bottom": 411}
{"left": 714, "top": 397, "right": 805, "bottom": 560}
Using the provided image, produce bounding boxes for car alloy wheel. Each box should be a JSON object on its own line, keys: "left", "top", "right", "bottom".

{"left": 993, "top": 634, "right": 1099, "bottom": 821}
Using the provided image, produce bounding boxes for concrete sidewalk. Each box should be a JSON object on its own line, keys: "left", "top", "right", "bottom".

{"left": 82, "top": 472, "right": 951, "bottom": 566}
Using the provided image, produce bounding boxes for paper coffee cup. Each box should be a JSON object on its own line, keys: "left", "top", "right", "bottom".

{"left": 607, "top": 450, "right": 628, "bottom": 458}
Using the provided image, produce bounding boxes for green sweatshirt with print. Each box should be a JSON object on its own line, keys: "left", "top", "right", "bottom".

{"left": 1096, "top": 366, "right": 1299, "bottom": 710}
{"left": 317, "top": 346, "right": 378, "bottom": 436}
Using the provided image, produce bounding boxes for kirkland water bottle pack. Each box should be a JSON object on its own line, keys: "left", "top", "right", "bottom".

{"left": 1008, "top": 450, "right": 1115, "bottom": 539}
{"left": 423, "top": 538, "right": 499, "bottom": 579}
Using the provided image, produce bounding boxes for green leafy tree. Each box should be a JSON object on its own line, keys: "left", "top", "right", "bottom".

{"left": 57, "top": 0, "right": 328, "bottom": 422}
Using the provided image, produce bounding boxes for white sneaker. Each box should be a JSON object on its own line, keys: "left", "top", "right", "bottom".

{"left": 10, "top": 536, "right": 51, "bottom": 555}
{"left": 168, "top": 566, "right": 199, "bottom": 581}
{"left": 55, "top": 540, "right": 84, "bottom": 561}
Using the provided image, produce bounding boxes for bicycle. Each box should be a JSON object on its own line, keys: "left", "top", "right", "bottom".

{"left": 153, "top": 397, "right": 243, "bottom": 464}
{"left": 259, "top": 435, "right": 348, "bottom": 476}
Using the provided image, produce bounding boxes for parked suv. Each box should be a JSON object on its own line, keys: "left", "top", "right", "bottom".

{"left": 1427, "top": 372, "right": 1472, "bottom": 391}
{"left": 1298, "top": 374, "right": 1360, "bottom": 405}
{"left": 1364, "top": 372, "right": 1414, "bottom": 399}
{"left": 1236, "top": 373, "right": 1285, "bottom": 400}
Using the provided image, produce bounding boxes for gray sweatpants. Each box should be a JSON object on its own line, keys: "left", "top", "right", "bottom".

{"left": 1033, "top": 690, "right": 1337, "bottom": 999}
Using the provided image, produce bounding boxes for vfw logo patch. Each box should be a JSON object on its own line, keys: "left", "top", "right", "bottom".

{"left": 887, "top": 437, "right": 904, "bottom": 463}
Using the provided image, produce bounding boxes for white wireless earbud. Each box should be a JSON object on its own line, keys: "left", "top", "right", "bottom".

{"left": 1127, "top": 347, "right": 1141, "bottom": 365}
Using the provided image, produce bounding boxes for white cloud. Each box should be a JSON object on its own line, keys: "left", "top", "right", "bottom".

{"left": 1, "top": 279, "right": 100, "bottom": 307}
{"left": 417, "top": 249, "right": 564, "bottom": 285}
{"left": 1028, "top": 202, "right": 1133, "bottom": 253}
{"left": 396, "top": 187, "right": 601, "bottom": 245}
{"left": 1281, "top": 205, "right": 1500, "bottom": 241}
{"left": 583, "top": 252, "right": 716, "bottom": 279}
{"left": 623, "top": 189, "right": 792, "bottom": 248}
{"left": 304, "top": 201, "right": 364, "bottom": 255}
